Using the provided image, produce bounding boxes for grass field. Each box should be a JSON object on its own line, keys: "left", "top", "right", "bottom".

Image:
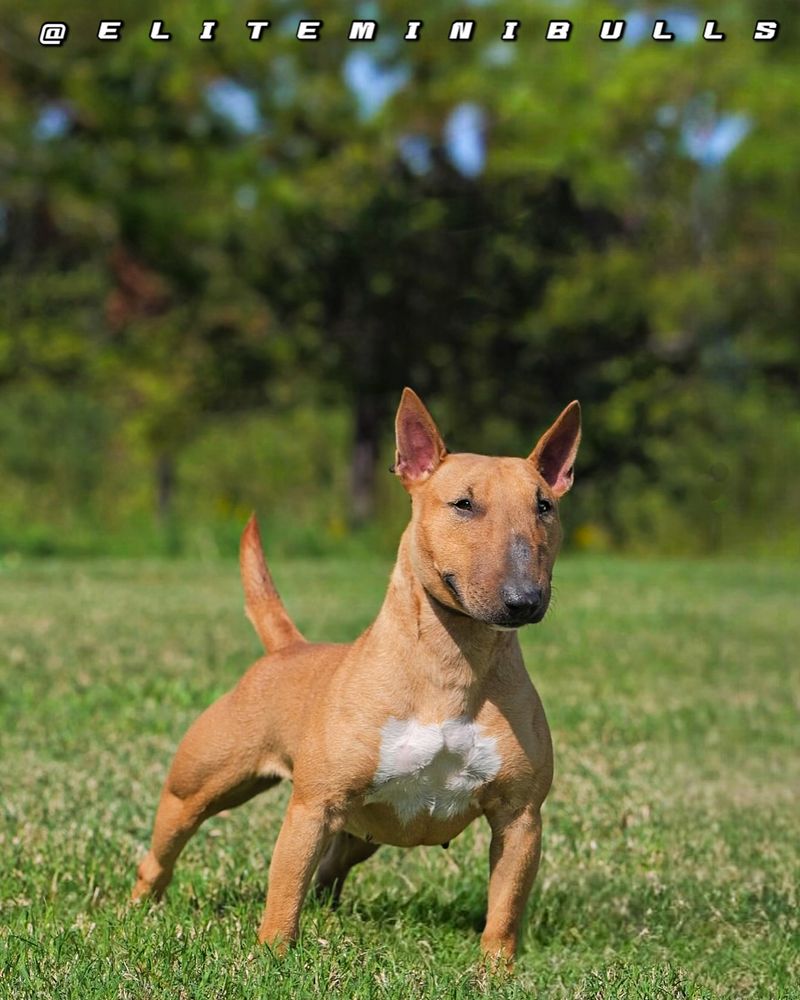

{"left": 1, "top": 552, "right": 797, "bottom": 999}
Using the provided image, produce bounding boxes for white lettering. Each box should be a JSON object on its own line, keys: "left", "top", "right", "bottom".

{"left": 599, "top": 20, "right": 625, "bottom": 42}
{"left": 753, "top": 20, "right": 779, "bottom": 41}
{"left": 349, "top": 20, "right": 378, "bottom": 41}
{"left": 546, "top": 20, "right": 572, "bottom": 41}
{"left": 297, "top": 20, "right": 323, "bottom": 41}
{"left": 98, "top": 20, "right": 123, "bottom": 41}
{"left": 246, "top": 20, "right": 271, "bottom": 41}
{"left": 449, "top": 20, "right": 475, "bottom": 41}
{"left": 652, "top": 20, "right": 675, "bottom": 41}
{"left": 149, "top": 20, "right": 171, "bottom": 41}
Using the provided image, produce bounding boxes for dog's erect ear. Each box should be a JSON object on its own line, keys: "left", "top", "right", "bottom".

{"left": 529, "top": 401, "right": 581, "bottom": 498}
{"left": 394, "top": 388, "right": 448, "bottom": 487}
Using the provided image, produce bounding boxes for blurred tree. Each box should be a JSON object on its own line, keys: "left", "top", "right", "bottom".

{"left": 0, "top": 0, "right": 798, "bottom": 551}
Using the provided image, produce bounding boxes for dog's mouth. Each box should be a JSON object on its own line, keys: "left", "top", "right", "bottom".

{"left": 436, "top": 573, "right": 472, "bottom": 619}
{"left": 442, "top": 573, "right": 462, "bottom": 604}
{"left": 440, "top": 573, "right": 548, "bottom": 628}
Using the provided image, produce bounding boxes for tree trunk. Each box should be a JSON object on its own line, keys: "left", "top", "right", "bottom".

{"left": 155, "top": 452, "right": 180, "bottom": 553}
{"left": 156, "top": 453, "right": 175, "bottom": 524}
{"left": 349, "top": 397, "right": 382, "bottom": 526}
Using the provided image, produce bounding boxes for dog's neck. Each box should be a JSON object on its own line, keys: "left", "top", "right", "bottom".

{"left": 372, "top": 527, "right": 517, "bottom": 708}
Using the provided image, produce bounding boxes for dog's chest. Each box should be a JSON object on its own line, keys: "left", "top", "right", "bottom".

{"left": 364, "top": 716, "right": 501, "bottom": 824}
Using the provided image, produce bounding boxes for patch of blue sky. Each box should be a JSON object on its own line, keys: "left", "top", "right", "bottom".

{"left": 483, "top": 41, "right": 516, "bottom": 67}
{"left": 656, "top": 105, "right": 679, "bottom": 128}
{"left": 355, "top": 0, "right": 380, "bottom": 19}
{"left": 398, "top": 135, "right": 433, "bottom": 175}
{"left": 206, "top": 79, "right": 262, "bottom": 134}
{"left": 682, "top": 113, "right": 751, "bottom": 167}
{"left": 277, "top": 13, "right": 306, "bottom": 37}
{"left": 34, "top": 104, "right": 70, "bottom": 141}
{"left": 235, "top": 184, "right": 258, "bottom": 211}
{"left": 343, "top": 52, "right": 410, "bottom": 119}
{"left": 444, "top": 103, "right": 487, "bottom": 177}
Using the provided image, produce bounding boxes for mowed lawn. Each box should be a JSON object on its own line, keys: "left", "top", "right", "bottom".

{"left": 0, "top": 553, "right": 797, "bottom": 999}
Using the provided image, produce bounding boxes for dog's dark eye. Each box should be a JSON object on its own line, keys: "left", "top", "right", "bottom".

{"left": 537, "top": 497, "right": 553, "bottom": 516}
{"left": 451, "top": 498, "right": 473, "bottom": 512}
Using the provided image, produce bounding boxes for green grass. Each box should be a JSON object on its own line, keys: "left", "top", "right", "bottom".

{"left": 0, "top": 553, "right": 797, "bottom": 999}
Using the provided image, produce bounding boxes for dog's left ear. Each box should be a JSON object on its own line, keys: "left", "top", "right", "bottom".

{"left": 529, "top": 401, "right": 581, "bottom": 497}
{"left": 394, "top": 387, "right": 448, "bottom": 488}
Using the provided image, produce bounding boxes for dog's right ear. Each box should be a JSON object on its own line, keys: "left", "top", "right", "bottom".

{"left": 393, "top": 388, "right": 448, "bottom": 488}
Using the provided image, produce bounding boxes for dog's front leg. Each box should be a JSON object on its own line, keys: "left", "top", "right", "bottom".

{"left": 257, "top": 795, "right": 330, "bottom": 952}
{"left": 480, "top": 803, "right": 543, "bottom": 966}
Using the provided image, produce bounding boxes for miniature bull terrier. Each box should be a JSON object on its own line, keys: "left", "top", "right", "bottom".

{"left": 132, "top": 388, "right": 581, "bottom": 965}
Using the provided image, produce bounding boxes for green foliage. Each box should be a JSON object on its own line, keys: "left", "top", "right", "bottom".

{"left": 0, "top": 385, "right": 111, "bottom": 554}
{"left": 175, "top": 406, "right": 354, "bottom": 558}
{"left": 0, "top": 0, "right": 798, "bottom": 554}
{"left": 570, "top": 379, "right": 800, "bottom": 556}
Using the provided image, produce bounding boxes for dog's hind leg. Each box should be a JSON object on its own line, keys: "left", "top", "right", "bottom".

{"left": 132, "top": 690, "right": 284, "bottom": 902}
{"left": 131, "top": 773, "right": 281, "bottom": 902}
{"left": 313, "top": 832, "right": 380, "bottom": 907}
{"left": 131, "top": 785, "right": 204, "bottom": 901}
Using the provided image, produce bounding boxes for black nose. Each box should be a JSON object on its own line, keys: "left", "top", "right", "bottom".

{"left": 501, "top": 584, "right": 543, "bottom": 620}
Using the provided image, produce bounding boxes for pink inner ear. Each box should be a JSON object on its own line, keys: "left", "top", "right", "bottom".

{"left": 399, "top": 417, "right": 436, "bottom": 479}
{"left": 550, "top": 464, "right": 574, "bottom": 495}
{"left": 538, "top": 425, "right": 578, "bottom": 496}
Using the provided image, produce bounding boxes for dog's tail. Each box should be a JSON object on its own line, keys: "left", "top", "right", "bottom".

{"left": 239, "top": 513, "right": 306, "bottom": 652}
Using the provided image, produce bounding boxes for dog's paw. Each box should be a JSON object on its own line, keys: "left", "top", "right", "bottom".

{"left": 478, "top": 937, "right": 516, "bottom": 979}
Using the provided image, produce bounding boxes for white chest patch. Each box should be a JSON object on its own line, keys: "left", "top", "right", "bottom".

{"left": 364, "top": 716, "right": 502, "bottom": 824}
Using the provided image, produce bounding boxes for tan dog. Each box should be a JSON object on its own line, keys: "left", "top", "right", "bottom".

{"left": 132, "top": 388, "right": 581, "bottom": 965}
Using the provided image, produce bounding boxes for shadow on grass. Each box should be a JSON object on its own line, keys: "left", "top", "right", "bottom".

{"left": 199, "top": 878, "right": 487, "bottom": 933}
{"left": 187, "top": 851, "right": 795, "bottom": 959}
{"left": 345, "top": 884, "right": 487, "bottom": 934}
